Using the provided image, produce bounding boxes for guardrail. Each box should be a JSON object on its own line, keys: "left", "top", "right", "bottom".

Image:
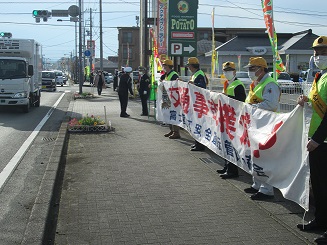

{"left": 161, "top": 77, "right": 310, "bottom": 113}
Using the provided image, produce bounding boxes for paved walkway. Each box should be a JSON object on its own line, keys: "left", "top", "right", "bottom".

{"left": 55, "top": 86, "right": 319, "bottom": 245}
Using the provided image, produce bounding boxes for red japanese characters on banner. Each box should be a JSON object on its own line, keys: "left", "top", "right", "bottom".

{"left": 239, "top": 113, "right": 251, "bottom": 147}
{"left": 193, "top": 92, "right": 209, "bottom": 118}
{"left": 156, "top": 80, "right": 310, "bottom": 211}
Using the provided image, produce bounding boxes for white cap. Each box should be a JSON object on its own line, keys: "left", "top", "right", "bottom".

{"left": 124, "top": 67, "right": 132, "bottom": 73}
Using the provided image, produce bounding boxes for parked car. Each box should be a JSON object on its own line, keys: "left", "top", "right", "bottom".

{"left": 62, "top": 74, "right": 68, "bottom": 84}
{"left": 103, "top": 72, "right": 114, "bottom": 87}
{"left": 300, "top": 68, "right": 320, "bottom": 95}
{"left": 133, "top": 71, "right": 139, "bottom": 84}
{"left": 236, "top": 71, "right": 252, "bottom": 89}
{"left": 54, "top": 70, "right": 64, "bottom": 86}
{"left": 41, "top": 71, "right": 57, "bottom": 92}
{"left": 269, "top": 72, "right": 299, "bottom": 93}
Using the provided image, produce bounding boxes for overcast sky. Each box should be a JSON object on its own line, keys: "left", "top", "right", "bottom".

{"left": 1, "top": 0, "right": 326, "bottom": 61}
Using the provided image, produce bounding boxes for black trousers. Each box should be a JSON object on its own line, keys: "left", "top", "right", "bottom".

{"left": 119, "top": 94, "right": 128, "bottom": 115}
{"left": 224, "top": 160, "right": 239, "bottom": 175}
{"left": 194, "top": 140, "right": 205, "bottom": 150}
{"left": 97, "top": 86, "right": 103, "bottom": 95}
{"left": 309, "top": 143, "right": 327, "bottom": 226}
{"left": 140, "top": 94, "right": 148, "bottom": 115}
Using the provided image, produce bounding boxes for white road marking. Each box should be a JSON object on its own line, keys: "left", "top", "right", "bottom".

{"left": 0, "top": 93, "right": 66, "bottom": 191}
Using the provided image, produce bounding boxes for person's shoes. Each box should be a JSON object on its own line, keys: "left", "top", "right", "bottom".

{"left": 315, "top": 232, "right": 327, "bottom": 244}
{"left": 190, "top": 144, "right": 196, "bottom": 148}
{"left": 216, "top": 168, "right": 227, "bottom": 174}
{"left": 250, "top": 192, "right": 274, "bottom": 200}
{"left": 244, "top": 187, "right": 258, "bottom": 194}
{"left": 190, "top": 147, "right": 205, "bottom": 151}
{"left": 120, "top": 113, "right": 130, "bottom": 118}
{"left": 169, "top": 132, "right": 181, "bottom": 139}
{"left": 297, "top": 219, "right": 326, "bottom": 232}
{"left": 220, "top": 173, "right": 239, "bottom": 179}
{"left": 164, "top": 131, "right": 173, "bottom": 137}
{"left": 140, "top": 113, "right": 148, "bottom": 116}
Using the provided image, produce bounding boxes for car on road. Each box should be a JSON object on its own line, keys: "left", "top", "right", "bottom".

{"left": 269, "top": 72, "right": 300, "bottom": 94}
{"left": 54, "top": 70, "right": 64, "bottom": 86}
{"left": 236, "top": 71, "right": 252, "bottom": 89}
{"left": 41, "top": 71, "right": 57, "bottom": 92}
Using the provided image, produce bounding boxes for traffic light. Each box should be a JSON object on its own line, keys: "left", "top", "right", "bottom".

{"left": 32, "top": 10, "right": 51, "bottom": 22}
{"left": 0, "top": 32, "right": 12, "bottom": 38}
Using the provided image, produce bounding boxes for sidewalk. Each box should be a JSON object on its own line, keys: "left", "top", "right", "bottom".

{"left": 55, "top": 87, "right": 318, "bottom": 245}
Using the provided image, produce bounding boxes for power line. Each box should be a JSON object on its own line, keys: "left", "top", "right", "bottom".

{"left": 0, "top": 1, "right": 139, "bottom": 3}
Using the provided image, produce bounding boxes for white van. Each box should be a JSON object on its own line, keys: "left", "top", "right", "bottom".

{"left": 54, "top": 70, "right": 64, "bottom": 86}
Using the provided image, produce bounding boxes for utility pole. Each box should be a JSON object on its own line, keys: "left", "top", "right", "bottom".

{"left": 99, "top": 0, "right": 103, "bottom": 71}
{"left": 144, "top": 0, "right": 148, "bottom": 69}
{"left": 89, "top": 8, "right": 93, "bottom": 73}
{"left": 78, "top": 0, "right": 83, "bottom": 94}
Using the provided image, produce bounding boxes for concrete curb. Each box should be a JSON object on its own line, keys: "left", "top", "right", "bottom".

{"left": 21, "top": 99, "right": 73, "bottom": 245}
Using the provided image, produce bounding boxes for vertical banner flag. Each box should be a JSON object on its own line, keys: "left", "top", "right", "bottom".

{"left": 149, "top": 28, "right": 157, "bottom": 101}
{"left": 156, "top": 80, "right": 310, "bottom": 210}
{"left": 211, "top": 8, "right": 216, "bottom": 80}
{"left": 157, "top": 0, "right": 168, "bottom": 56}
{"left": 261, "top": 0, "right": 285, "bottom": 77}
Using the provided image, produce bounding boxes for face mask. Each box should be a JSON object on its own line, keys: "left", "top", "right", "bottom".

{"left": 223, "top": 71, "right": 235, "bottom": 81}
{"left": 248, "top": 68, "right": 260, "bottom": 81}
{"left": 314, "top": 55, "right": 327, "bottom": 70}
{"left": 139, "top": 72, "right": 143, "bottom": 76}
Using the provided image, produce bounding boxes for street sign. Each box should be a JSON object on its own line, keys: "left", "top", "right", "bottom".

{"left": 168, "top": 0, "right": 198, "bottom": 57}
{"left": 84, "top": 50, "right": 91, "bottom": 57}
{"left": 87, "top": 40, "right": 95, "bottom": 57}
{"left": 51, "top": 10, "right": 69, "bottom": 17}
{"left": 68, "top": 5, "right": 79, "bottom": 17}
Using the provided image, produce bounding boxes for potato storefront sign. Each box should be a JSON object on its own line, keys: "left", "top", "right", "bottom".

{"left": 168, "top": 0, "right": 198, "bottom": 57}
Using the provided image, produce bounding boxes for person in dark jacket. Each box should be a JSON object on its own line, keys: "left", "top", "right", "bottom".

{"left": 94, "top": 70, "right": 105, "bottom": 95}
{"left": 216, "top": 61, "right": 246, "bottom": 179}
{"left": 113, "top": 70, "right": 118, "bottom": 91}
{"left": 187, "top": 57, "right": 207, "bottom": 151}
{"left": 138, "top": 66, "right": 150, "bottom": 116}
{"left": 118, "top": 67, "right": 134, "bottom": 117}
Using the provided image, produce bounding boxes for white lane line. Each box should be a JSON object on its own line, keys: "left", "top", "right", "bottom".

{"left": 0, "top": 93, "right": 66, "bottom": 191}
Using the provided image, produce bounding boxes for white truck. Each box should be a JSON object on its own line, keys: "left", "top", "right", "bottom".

{"left": 0, "top": 36, "right": 42, "bottom": 112}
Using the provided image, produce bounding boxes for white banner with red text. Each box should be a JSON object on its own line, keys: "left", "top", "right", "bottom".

{"left": 156, "top": 80, "right": 310, "bottom": 210}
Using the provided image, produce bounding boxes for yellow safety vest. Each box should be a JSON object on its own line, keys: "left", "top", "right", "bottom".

{"left": 308, "top": 72, "right": 327, "bottom": 138}
{"left": 166, "top": 71, "right": 179, "bottom": 81}
{"left": 245, "top": 76, "right": 278, "bottom": 105}
{"left": 224, "top": 79, "right": 245, "bottom": 97}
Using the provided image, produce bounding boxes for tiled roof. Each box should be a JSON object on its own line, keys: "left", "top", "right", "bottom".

{"left": 197, "top": 39, "right": 223, "bottom": 54}
{"left": 217, "top": 33, "right": 292, "bottom": 52}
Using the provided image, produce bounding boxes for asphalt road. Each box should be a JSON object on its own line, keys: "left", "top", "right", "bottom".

{"left": 0, "top": 84, "right": 71, "bottom": 244}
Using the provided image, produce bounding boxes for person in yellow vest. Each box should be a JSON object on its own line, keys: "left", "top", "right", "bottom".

{"left": 296, "top": 36, "right": 327, "bottom": 243}
{"left": 161, "top": 59, "right": 181, "bottom": 139}
{"left": 187, "top": 57, "right": 208, "bottom": 151}
{"left": 243, "top": 57, "right": 280, "bottom": 200}
{"left": 217, "top": 61, "right": 246, "bottom": 179}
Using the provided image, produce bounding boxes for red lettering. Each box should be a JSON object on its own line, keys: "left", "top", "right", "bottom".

{"left": 193, "top": 91, "right": 209, "bottom": 118}
{"left": 218, "top": 100, "right": 236, "bottom": 140}
{"left": 239, "top": 113, "right": 251, "bottom": 147}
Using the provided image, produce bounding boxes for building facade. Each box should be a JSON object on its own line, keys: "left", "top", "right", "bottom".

{"left": 117, "top": 27, "right": 266, "bottom": 72}
{"left": 205, "top": 29, "right": 318, "bottom": 75}
{"left": 117, "top": 27, "right": 140, "bottom": 71}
